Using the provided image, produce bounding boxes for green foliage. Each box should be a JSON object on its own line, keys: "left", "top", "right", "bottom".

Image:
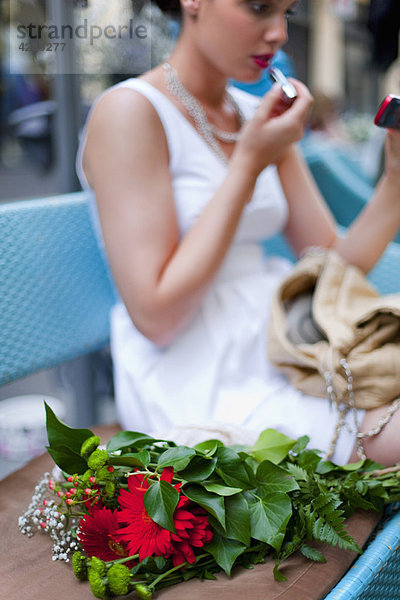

{"left": 251, "top": 429, "right": 296, "bottom": 464}
{"left": 106, "top": 431, "right": 160, "bottom": 452}
{"left": 224, "top": 493, "right": 251, "bottom": 546}
{"left": 43, "top": 403, "right": 400, "bottom": 598}
{"left": 247, "top": 492, "right": 292, "bottom": 551}
{"left": 157, "top": 446, "right": 196, "bottom": 471}
{"left": 143, "top": 480, "right": 179, "bottom": 533}
{"left": 205, "top": 533, "right": 246, "bottom": 575}
{"left": 183, "top": 484, "right": 226, "bottom": 529}
{"left": 45, "top": 402, "right": 94, "bottom": 474}
{"left": 300, "top": 545, "right": 327, "bottom": 563}
{"left": 179, "top": 455, "right": 217, "bottom": 482}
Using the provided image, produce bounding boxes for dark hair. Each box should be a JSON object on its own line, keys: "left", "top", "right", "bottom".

{"left": 152, "top": 0, "right": 181, "bottom": 15}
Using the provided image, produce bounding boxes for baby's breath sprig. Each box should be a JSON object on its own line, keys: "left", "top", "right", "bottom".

{"left": 18, "top": 471, "right": 80, "bottom": 561}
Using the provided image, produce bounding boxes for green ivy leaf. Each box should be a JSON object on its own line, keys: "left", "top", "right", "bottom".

{"left": 290, "top": 435, "right": 310, "bottom": 455}
{"left": 315, "top": 460, "right": 339, "bottom": 475}
{"left": 106, "top": 431, "right": 158, "bottom": 452}
{"left": 194, "top": 439, "right": 224, "bottom": 456}
{"left": 179, "top": 456, "right": 217, "bottom": 482}
{"left": 215, "top": 447, "right": 251, "bottom": 489}
{"left": 183, "top": 484, "right": 226, "bottom": 529}
{"left": 203, "top": 482, "right": 243, "bottom": 496}
{"left": 143, "top": 480, "right": 179, "bottom": 533}
{"left": 109, "top": 451, "right": 150, "bottom": 468}
{"left": 251, "top": 429, "right": 296, "bottom": 464}
{"left": 247, "top": 492, "right": 292, "bottom": 551}
{"left": 317, "top": 458, "right": 382, "bottom": 475}
{"left": 224, "top": 494, "right": 251, "bottom": 546}
{"left": 157, "top": 446, "right": 196, "bottom": 471}
{"left": 256, "top": 460, "right": 299, "bottom": 494}
{"left": 205, "top": 533, "right": 246, "bottom": 575}
{"left": 297, "top": 449, "right": 322, "bottom": 472}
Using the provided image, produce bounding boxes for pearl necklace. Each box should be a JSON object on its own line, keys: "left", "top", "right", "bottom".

{"left": 163, "top": 62, "right": 245, "bottom": 165}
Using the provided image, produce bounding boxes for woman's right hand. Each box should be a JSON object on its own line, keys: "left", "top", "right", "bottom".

{"left": 231, "top": 79, "right": 314, "bottom": 179}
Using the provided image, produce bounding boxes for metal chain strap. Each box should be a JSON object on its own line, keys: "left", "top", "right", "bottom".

{"left": 325, "top": 357, "right": 400, "bottom": 460}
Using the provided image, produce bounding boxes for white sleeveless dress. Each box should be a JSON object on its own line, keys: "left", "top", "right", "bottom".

{"left": 77, "top": 78, "right": 362, "bottom": 464}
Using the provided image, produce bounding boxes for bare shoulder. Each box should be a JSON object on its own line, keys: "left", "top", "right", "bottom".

{"left": 83, "top": 79, "right": 168, "bottom": 186}
{"left": 88, "top": 83, "right": 160, "bottom": 131}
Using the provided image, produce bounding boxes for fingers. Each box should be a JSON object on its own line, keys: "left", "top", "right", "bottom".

{"left": 254, "top": 83, "right": 283, "bottom": 121}
{"left": 280, "top": 79, "right": 314, "bottom": 120}
{"left": 254, "top": 79, "right": 313, "bottom": 127}
{"left": 236, "top": 79, "right": 313, "bottom": 174}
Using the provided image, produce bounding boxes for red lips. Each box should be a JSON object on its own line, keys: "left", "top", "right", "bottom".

{"left": 252, "top": 54, "right": 273, "bottom": 69}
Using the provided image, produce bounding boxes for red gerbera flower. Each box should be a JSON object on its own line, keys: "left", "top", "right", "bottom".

{"left": 78, "top": 506, "right": 129, "bottom": 561}
{"left": 116, "top": 467, "right": 213, "bottom": 566}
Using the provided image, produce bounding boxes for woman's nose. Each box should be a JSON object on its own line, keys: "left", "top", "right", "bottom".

{"left": 263, "top": 14, "right": 288, "bottom": 49}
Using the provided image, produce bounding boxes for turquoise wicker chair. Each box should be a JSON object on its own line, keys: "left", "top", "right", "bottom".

{"left": 1, "top": 191, "right": 400, "bottom": 597}
{"left": 301, "top": 140, "right": 400, "bottom": 244}
{"left": 0, "top": 191, "right": 117, "bottom": 423}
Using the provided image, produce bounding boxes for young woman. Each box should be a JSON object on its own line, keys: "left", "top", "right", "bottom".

{"left": 77, "top": 0, "right": 400, "bottom": 465}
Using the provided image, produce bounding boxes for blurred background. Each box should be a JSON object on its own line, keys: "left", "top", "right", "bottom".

{"left": 0, "top": 0, "right": 399, "bottom": 478}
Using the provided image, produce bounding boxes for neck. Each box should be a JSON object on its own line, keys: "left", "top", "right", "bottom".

{"left": 167, "top": 47, "right": 229, "bottom": 109}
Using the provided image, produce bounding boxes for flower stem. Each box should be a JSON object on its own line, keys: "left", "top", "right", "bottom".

{"left": 105, "top": 553, "right": 139, "bottom": 567}
{"left": 148, "top": 552, "right": 215, "bottom": 591}
{"left": 149, "top": 561, "right": 190, "bottom": 590}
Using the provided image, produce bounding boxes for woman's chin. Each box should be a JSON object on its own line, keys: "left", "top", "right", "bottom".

{"left": 233, "top": 67, "right": 265, "bottom": 84}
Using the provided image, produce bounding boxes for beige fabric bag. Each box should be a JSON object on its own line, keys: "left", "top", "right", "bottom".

{"left": 267, "top": 249, "right": 400, "bottom": 409}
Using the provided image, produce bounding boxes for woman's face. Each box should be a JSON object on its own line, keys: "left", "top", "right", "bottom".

{"left": 190, "top": 0, "right": 298, "bottom": 82}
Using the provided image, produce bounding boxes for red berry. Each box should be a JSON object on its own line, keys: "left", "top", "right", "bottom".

{"left": 40, "top": 522, "right": 47, "bottom": 529}
{"left": 107, "top": 466, "right": 114, "bottom": 473}
{"left": 67, "top": 476, "right": 74, "bottom": 482}
{"left": 88, "top": 477, "right": 96, "bottom": 484}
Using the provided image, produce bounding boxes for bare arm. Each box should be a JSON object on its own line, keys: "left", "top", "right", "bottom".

{"left": 277, "top": 130, "right": 400, "bottom": 272}
{"left": 84, "top": 88, "right": 254, "bottom": 346}
{"left": 83, "top": 83, "right": 312, "bottom": 346}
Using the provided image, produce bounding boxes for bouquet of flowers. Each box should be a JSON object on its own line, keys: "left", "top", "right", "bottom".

{"left": 19, "top": 403, "right": 400, "bottom": 599}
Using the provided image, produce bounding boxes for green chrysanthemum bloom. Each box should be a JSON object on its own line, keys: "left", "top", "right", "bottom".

{"left": 88, "top": 570, "right": 107, "bottom": 600}
{"left": 72, "top": 551, "right": 88, "bottom": 580}
{"left": 135, "top": 584, "right": 153, "bottom": 600}
{"left": 87, "top": 449, "right": 109, "bottom": 470}
{"left": 107, "top": 564, "right": 131, "bottom": 595}
{"left": 96, "top": 465, "right": 114, "bottom": 480}
{"left": 105, "top": 481, "right": 116, "bottom": 498}
{"left": 81, "top": 468, "right": 94, "bottom": 482}
{"left": 90, "top": 556, "right": 107, "bottom": 577}
{"left": 80, "top": 435, "right": 101, "bottom": 458}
